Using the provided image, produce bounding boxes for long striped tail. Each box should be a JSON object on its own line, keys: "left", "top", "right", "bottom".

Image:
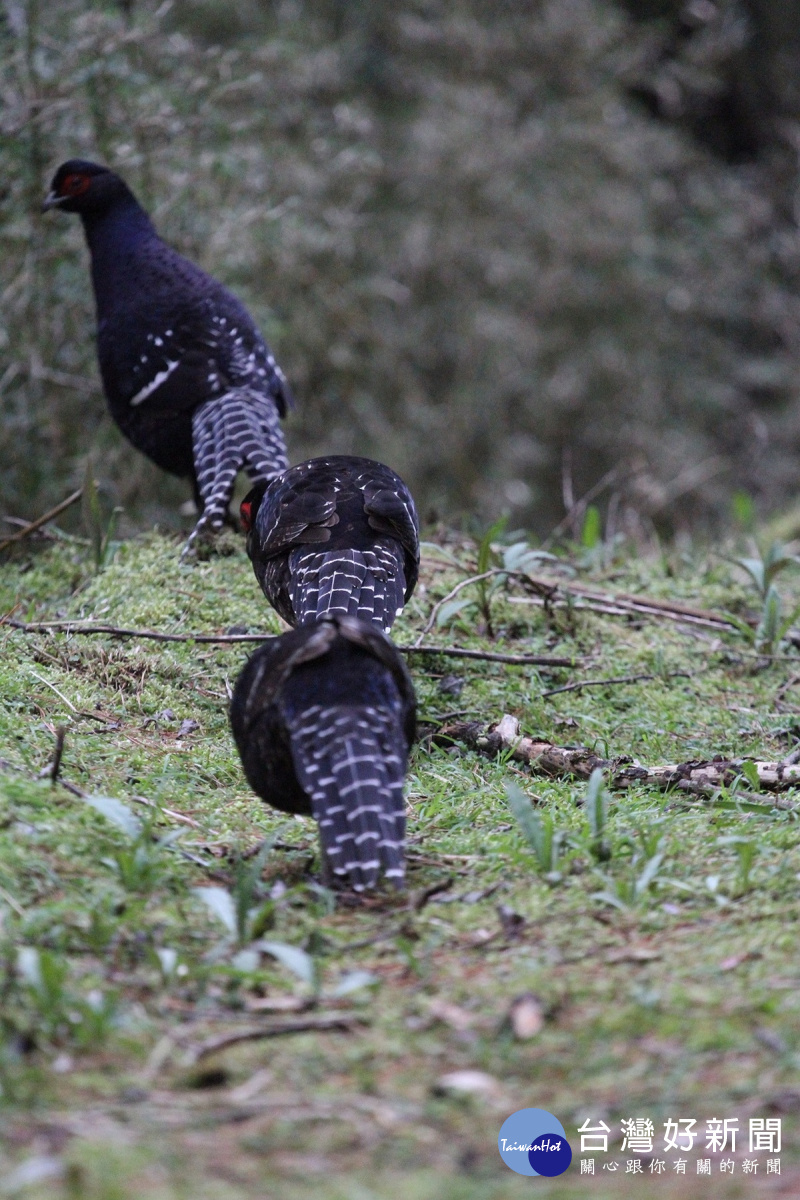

{"left": 186, "top": 388, "right": 288, "bottom": 552}
{"left": 288, "top": 547, "right": 407, "bottom": 632}
{"left": 287, "top": 704, "right": 406, "bottom": 890}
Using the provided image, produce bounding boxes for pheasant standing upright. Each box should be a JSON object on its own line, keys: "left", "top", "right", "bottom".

{"left": 43, "top": 159, "right": 291, "bottom": 550}
{"left": 230, "top": 614, "right": 416, "bottom": 891}
{"left": 241, "top": 455, "right": 419, "bottom": 633}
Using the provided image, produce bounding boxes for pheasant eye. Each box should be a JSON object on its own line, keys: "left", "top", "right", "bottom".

{"left": 61, "top": 173, "right": 90, "bottom": 196}
{"left": 240, "top": 499, "right": 253, "bottom": 532}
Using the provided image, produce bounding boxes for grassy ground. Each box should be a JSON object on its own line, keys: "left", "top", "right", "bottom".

{"left": 0, "top": 523, "right": 799, "bottom": 1198}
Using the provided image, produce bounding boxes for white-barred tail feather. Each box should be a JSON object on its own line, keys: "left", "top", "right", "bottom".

{"left": 288, "top": 547, "right": 406, "bottom": 632}
{"left": 288, "top": 704, "right": 406, "bottom": 890}
{"left": 187, "top": 388, "right": 288, "bottom": 550}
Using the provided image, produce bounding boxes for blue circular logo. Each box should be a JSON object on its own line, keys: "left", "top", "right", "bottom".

{"left": 498, "top": 1108, "right": 572, "bottom": 1177}
{"left": 528, "top": 1131, "right": 572, "bottom": 1176}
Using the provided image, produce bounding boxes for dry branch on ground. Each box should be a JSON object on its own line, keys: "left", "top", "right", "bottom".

{"left": 438, "top": 713, "right": 800, "bottom": 800}
{"left": 0, "top": 617, "right": 576, "bottom": 666}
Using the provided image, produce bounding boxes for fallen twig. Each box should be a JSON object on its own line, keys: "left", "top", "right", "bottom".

{"left": 0, "top": 488, "right": 83, "bottom": 554}
{"left": 400, "top": 645, "right": 574, "bottom": 666}
{"left": 415, "top": 570, "right": 500, "bottom": 644}
{"left": 1, "top": 618, "right": 576, "bottom": 666}
{"left": 49, "top": 725, "right": 66, "bottom": 785}
{"left": 59, "top": 778, "right": 87, "bottom": 798}
{"left": 3, "top": 618, "right": 274, "bottom": 645}
{"left": 415, "top": 559, "right": 747, "bottom": 657}
{"left": 510, "top": 577, "right": 742, "bottom": 631}
{"left": 405, "top": 845, "right": 484, "bottom": 863}
{"left": 411, "top": 876, "right": 454, "bottom": 912}
{"left": 236, "top": 837, "right": 313, "bottom": 859}
{"left": 175, "top": 849, "right": 232, "bottom": 883}
{"left": 437, "top": 713, "right": 800, "bottom": 800}
{"left": 418, "top": 553, "right": 745, "bottom": 633}
{"left": 542, "top": 670, "right": 691, "bottom": 697}
{"left": 29, "top": 668, "right": 79, "bottom": 712}
{"left": 128, "top": 794, "right": 206, "bottom": 830}
{"left": 191, "top": 1013, "right": 366, "bottom": 1060}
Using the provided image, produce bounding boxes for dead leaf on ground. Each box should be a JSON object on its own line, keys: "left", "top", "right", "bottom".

{"left": 434, "top": 1070, "right": 502, "bottom": 1098}
{"left": 245, "top": 996, "right": 312, "bottom": 1013}
{"left": 468, "top": 928, "right": 497, "bottom": 947}
{"left": 428, "top": 998, "right": 474, "bottom": 1033}
{"left": 605, "top": 945, "right": 662, "bottom": 963}
{"left": 719, "top": 950, "right": 762, "bottom": 971}
{"left": 508, "top": 992, "right": 544, "bottom": 1040}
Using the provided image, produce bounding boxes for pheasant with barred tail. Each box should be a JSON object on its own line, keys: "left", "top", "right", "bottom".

{"left": 43, "top": 159, "right": 291, "bottom": 551}
{"left": 230, "top": 615, "right": 416, "bottom": 891}
{"left": 241, "top": 455, "right": 419, "bottom": 633}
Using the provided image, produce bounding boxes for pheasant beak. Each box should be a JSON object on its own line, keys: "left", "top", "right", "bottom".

{"left": 41, "top": 191, "right": 64, "bottom": 213}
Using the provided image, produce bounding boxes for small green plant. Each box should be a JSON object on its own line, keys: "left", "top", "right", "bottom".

{"left": 506, "top": 782, "right": 565, "bottom": 881}
{"left": 735, "top": 541, "right": 800, "bottom": 599}
{"left": 192, "top": 875, "right": 377, "bottom": 1001}
{"left": 731, "top": 491, "right": 755, "bottom": 531}
{"left": 718, "top": 836, "right": 759, "bottom": 896}
{"left": 436, "top": 520, "right": 556, "bottom": 637}
{"left": 192, "top": 831, "right": 286, "bottom": 948}
{"left": 591, "top": 851, "right": 665, "bottom": 910}
{"left": 16, "top": 946, "right": 69, "bottom": 1037}
{"left": 231, "top": 839, "right": 279, "bottom": 944}
{"left": 192, "top": 830, "right": 327, "bottom": 996}
{"left": 735, "top": 839, "right": 758, "bottom": 894}
{"left": 591, "top": 819, "right": 666, "bottom": 909}
{"left": 581, "top": 505, "right": 602, "bottom": 549}
{"left": 14, "top": 947, "right": 117, "bottom": 1047}
{"left": 726, "top": 541, "right": 800, "bottom": 654}
{"left": 83, "top": 896, "right": 122, "bottom": 954}
{"left": 437, "top": 515, "right": 509, "bottom": 637}
{"left": 585, "top": 768, "right": 611, "bottom": 862}
{"left": 631, "top": 822, "right": 667, "bottom": 861}
{"left": 82, "top": 459, "right": 122, "bottom": 573}
{"left": 501, "top": 541, "right": 559, "bottom": 576}
{"left": 739, "top": 761, "right": 761, "bottom": 792}
{"left": 83, "top": 794, "right": 183, "bottom": 894}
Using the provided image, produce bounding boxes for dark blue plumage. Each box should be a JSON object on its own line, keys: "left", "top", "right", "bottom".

{"left": 241, "top": 455, "right": 420, "bottom": 633}
{"left": 43, "top": 159, "right": 291, "bottom": 549}
{"left": 230, "top": 615, "right": 416, "bottom": 891}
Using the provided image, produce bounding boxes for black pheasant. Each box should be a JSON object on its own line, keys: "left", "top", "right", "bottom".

{"left": 230, "top": 614, "right": 416, "bottom": 891}
{"left": 241, "top": 455, "right": 419, "bottom": 633}
{"left": 42, "top": 159, "right": 291, "bottom": 549}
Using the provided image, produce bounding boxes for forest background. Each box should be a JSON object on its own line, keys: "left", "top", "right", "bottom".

{"left": 3, "top": 0, "right": 800, "bottom": 539}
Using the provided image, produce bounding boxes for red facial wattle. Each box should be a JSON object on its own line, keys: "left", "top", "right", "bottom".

{"left": 60, "top": 173, "right": 91, "bottom": 198}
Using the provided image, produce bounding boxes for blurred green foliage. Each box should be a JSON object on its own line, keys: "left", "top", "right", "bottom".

{"left": 2, "top": 0, "right": 800, "bottom": 537}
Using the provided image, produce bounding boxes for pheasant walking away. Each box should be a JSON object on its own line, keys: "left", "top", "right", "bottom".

{"left": 230, "top": 614, "right": 416, "bottom": 891}
{"left": 241, "top": 455, "right": 419, "bottom": 633}
{"left": 43, "top": 159, "right": 291, "bottom": 551}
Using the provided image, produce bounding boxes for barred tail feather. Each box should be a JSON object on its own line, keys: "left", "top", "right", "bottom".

{"left": 288, "top": 704, "right": 406, "bottom": 890}
{"left": 188, "top": 388, "right": 288, "bottom": 545}
{"left": 289, "top": 548, "right": 407, "bottom": 632}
